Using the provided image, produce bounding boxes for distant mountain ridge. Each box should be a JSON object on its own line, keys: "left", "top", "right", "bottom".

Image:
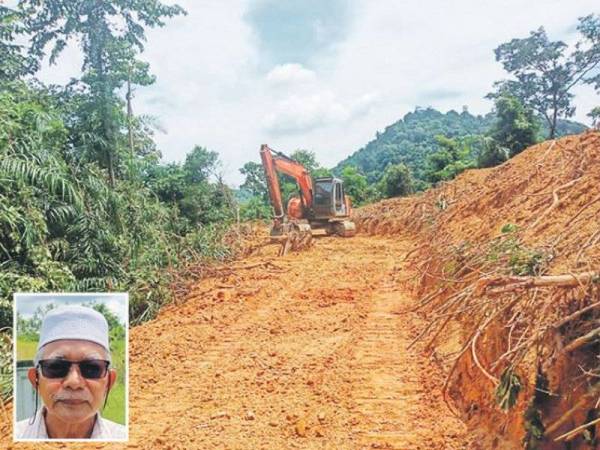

{"left": 334, "top": 107, "right": 587, "bottom": 182}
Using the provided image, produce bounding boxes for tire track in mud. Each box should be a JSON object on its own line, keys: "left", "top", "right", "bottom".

{"left": 1, "top": 236, "right": 470, "bottom": 450}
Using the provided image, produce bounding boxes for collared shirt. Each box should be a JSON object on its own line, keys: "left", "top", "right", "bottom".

{"left": 15, "top": 406, "right": 127, "bottom": 441}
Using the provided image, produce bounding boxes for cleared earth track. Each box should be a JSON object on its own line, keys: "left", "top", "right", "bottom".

{"left": 1, "top": 235, "right": 471, "bottom": 449}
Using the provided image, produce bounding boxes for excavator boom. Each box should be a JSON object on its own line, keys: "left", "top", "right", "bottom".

{"left": 260, "top": 144, "right": 313, "bottom": 216}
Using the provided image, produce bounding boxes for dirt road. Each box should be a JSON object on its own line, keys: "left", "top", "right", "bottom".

{"left": 2, "top": 235, "right": 470, "bottom": 449}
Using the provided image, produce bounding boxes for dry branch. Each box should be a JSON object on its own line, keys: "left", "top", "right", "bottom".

{"left": 554, "top": 300, "right": 600, "bottom": 328}
{"left": 476, "top": 271, "right": 599, "bottom": 295}
{"left": 560, "top": 327, "right": 600, "bottom": 354}
{"left": 545, "top": 383, "right": 600, "bottom": 436}
{"left": 555, "top": 416, "right": 600, "bottom": 442}
{"left": 526, "top": 176, "right": 584, "bottom": 231}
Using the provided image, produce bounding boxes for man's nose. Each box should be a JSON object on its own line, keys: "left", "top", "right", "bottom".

{"left": 62, "top": 364, "right": 85, "bottom": 388}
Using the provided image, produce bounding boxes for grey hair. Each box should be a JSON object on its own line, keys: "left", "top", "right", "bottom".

{"left": 33, "top": 343, "right": 112, "bottom": 366}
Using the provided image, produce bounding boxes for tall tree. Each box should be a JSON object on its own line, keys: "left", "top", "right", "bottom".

{"left": 18, "top": 0, "right": 185, "bottom": 186}
{"left": 378, "top": 164, "right": 414, "bottom": 198}
{"left": 240, "top": 161, "right": 268, "bottom": 201}
{"left": 488, "top": 94, "right": 539, "bottom": 157}
{"left": 0, "top": 5, "right": 36, "bottom": 80}
{"left": 490, "top": 14, "right": 600, "bottom": 139}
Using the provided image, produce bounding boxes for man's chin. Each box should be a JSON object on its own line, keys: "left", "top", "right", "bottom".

{"left": 51, "top": 401, "right": 95, "bottom": 422}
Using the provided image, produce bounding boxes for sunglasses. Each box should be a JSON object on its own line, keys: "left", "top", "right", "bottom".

{"left": 37, "top": 359, "right": 110, "bottom": 379}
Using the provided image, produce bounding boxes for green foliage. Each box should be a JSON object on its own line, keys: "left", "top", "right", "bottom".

{"left": 501, "top": 223, "right": 518, "bottom": 234}
{"left": 184, "top": 146, "right": 219, "bottom": 183}
{"left": 495, "top": 368, "right": 521, "bottom": 410}
{"left": 17, "top": 0, "right": 186, "bottom": 185}
{"left": 335, "top": 107, "right": 494, "bottom": 185}
{"left": 523, "top": 369, "right": 549, "bottom": 450}
{"left": 589, "top": 106, "right": 600, "bottom": 128}
{"left": 240, "top": 161, "right": 268, "bottom": 201}
{"left": 0, "top": 332, "right": 12, "bottom": 401}
{"left": 487, "top": 230, "right": 551, "bottom": 277}
{"left": 239, "top": 196, "right": 272, "bottom": 221}
{"left": 0, "top": 81, "right": 236, "bottom": 331}
{"left": 476, "top": 136, "right": 509, "bottom": 168}
{"left": 0, "top": 6, "right": 36, "bottom": 80}
{"left": 490, "top": 15, "right": 600, "bottom": 139}
{"left": 425, "top": 135, "right": 476, "bottom": 183}
{"left": 289, "top": 149, "right": 320, "bottom": 174}
{"left": 340, "top": 166, "right": 375, "bottom": 205}
{"left": 378, "top": 163, "right": 414, "bottom": 198}
{"left": 335, "top": 104, "right": 586, "bottom": 188}
{"left": 489, "top": 94, "right": 539, "bottom": 158}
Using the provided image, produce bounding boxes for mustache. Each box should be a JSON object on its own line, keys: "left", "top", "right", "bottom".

{"left": 51, "top": 392, "right": 92, "bottom": 403}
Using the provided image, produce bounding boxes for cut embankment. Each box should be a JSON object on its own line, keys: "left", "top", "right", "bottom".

{"left": 354, "top": 131, "right": 600, "bottom": 449}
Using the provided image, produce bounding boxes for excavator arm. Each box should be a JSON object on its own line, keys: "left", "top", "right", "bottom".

{"left": 259, "top": 144, "right": 313, "bottom": 221}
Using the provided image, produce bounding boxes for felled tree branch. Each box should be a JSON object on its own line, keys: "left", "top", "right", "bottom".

{"left": 476, "top": 271, "right": 599, "bottom": 296}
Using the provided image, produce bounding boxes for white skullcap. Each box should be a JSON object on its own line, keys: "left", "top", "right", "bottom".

{"left": 37, "top": 305, "right": 110, "bottom": 354}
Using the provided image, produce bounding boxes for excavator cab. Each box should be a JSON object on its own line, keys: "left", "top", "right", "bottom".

{"left": 313, "top": 177, "right": 348, "bottom": 219}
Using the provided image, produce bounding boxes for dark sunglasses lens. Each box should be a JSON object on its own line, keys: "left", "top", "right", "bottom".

{"left": 79, "top": 361, "right": 107, "bottom": 379}
{"left": 41, "top": 360, "right": 70, "bottom": 378}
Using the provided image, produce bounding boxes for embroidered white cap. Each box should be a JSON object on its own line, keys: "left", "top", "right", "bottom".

{"left": 37, "top": 305, "right": 110, "bottom": 354}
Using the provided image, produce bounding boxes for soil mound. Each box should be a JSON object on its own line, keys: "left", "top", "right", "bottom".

{"left": 354, "top": 131, "right": 600, "bottom": 449}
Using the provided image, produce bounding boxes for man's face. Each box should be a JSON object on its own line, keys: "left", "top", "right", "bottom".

{"left": 28, "top": 340, "right": 116, "bottom": 424}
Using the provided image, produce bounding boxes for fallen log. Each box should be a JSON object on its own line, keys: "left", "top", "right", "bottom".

{"left": 476, "top": 271, "right": 599, "bottom": 296}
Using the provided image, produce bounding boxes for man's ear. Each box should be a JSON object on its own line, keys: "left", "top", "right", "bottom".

{"left": 27, "top": 367, "right": 38, "bottom": 389}
{"left": 107, "top": 368, "right": 117, "bottom": 390}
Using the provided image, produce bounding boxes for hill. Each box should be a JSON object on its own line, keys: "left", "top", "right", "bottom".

{"left": 334, "top": 107, "right": 587, "bottom": 183}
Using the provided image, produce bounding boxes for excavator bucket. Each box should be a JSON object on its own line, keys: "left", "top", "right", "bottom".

{"left": 270, "top": 223, "right": 313, "bottom": 256}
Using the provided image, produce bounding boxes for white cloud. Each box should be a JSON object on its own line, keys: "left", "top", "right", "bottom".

{"left": 263, "top": 90, "right": 378, "bottom": 134}
{"left": 266, "top": 63, "right": 317, "bottom": 85}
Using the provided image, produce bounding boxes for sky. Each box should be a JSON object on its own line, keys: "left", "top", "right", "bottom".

{"left": 24, "top": 0, "right": 600, "bottom": 185}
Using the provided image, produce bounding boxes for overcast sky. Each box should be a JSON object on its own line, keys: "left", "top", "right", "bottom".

{"left": 30, "top": 0, "right": 600, "bottom": 185}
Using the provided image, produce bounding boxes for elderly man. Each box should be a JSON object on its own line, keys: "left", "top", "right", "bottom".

{"left": 15, "top": 305, "right": 127, "bottom": 440}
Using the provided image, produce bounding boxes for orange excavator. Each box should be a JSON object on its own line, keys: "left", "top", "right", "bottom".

{"left": 260, "top": 144, "right": 356, "bottom": 254}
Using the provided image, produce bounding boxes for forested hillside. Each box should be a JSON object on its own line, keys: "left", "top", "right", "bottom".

{"left": 334, "top": 107, "right": 587, "bottom": 185}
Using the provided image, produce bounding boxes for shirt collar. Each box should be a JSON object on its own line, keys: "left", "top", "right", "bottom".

{"left": 35, "top": 406, "right": 101, "bottom": 439}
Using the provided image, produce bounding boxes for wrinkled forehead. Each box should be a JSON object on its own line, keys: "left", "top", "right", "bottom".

{"left": 41, "top": 339, "right": 108, "bottom": 360}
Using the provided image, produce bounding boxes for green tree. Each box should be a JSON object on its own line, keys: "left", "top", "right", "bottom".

{"left": 425, "top": 136, "right": 475, "bottom": 183}
{"left": 490, "top": 15, "right": 600, "bottom": 139}
{"left": 340, "top": 166, "right": 370, "bottom": 205}
{"left": 488, "top": 94, "right": 539, "bottom": 158}
{"left": 0, "top": 5, "right": 36, "bottom": 80}
{"left": 19, "top": 0, "right": 185, "bottom": 186}
{"left": 239, "top": 196, "right": 271, "bottom": 221}
{"left": 289, "top": 149, "right": 319, "bottom": 173}
{"left": 589, "top": 106, "right": 600, "bottom": 128}
{"left": 240, "top": 161, "right": 268, "bottom": 201}
{"left": 378, "top": 164, "right": 414, "bottom": 198}
{"left": 184, "top": 146, "right": 218, "bottom": 183}
{"left": 476, "top": 137, "right": 509, "bottom": 169}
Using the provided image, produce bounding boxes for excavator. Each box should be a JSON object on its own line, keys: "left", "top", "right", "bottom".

{"left": 260, "top": 144, "right": 356, "bottom": 255}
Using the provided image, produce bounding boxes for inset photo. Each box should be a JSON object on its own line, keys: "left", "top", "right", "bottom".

{"left": 13, "top": 293, "right": 128, "bottom": 442}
